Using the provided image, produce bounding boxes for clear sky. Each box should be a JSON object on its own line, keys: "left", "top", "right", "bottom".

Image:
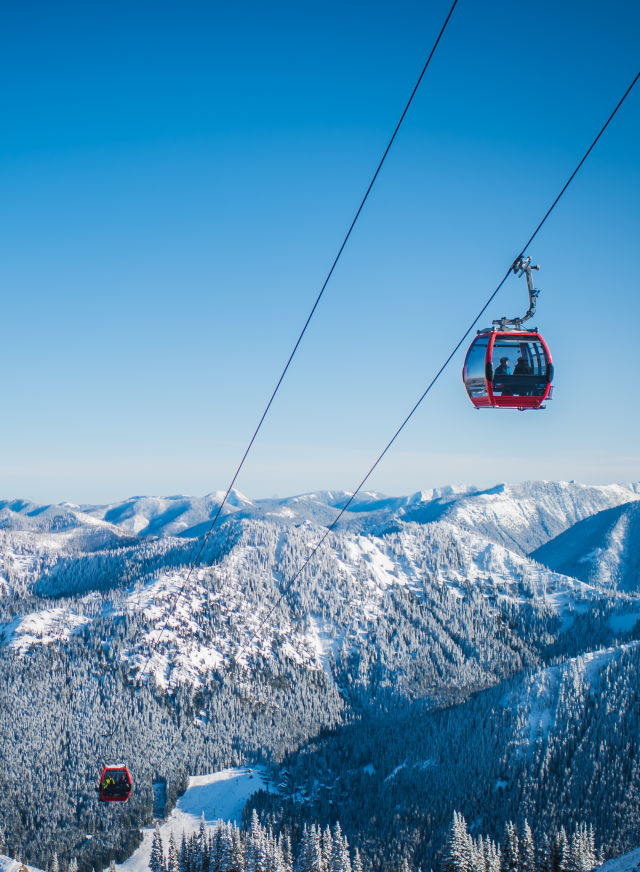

{"left": 1, "top": 0, "right": 639, "bottom": 504}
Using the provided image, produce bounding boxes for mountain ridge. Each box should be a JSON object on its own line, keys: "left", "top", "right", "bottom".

{"left": 1, "top": 479, "right": 640, "bottom": 871}
{"left": 1, "top": 480, "right": 638, "bottom": 548}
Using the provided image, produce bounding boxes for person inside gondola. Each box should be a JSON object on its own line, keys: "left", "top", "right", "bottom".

{"left": 514, "top": 356, "right": 532, "bottom": 375}
{"left": 494, "top": 356, "right": 512, "bottom": 395}
{"left": 100, "top": 769, "right": 130, "bottom": 799}
{"left": 495, "top": 357, "right": 510, "bottom": 376}
{"left": 513, "top": 356, "right": 533, "bottom": 395}
{"left": 101, "top": 773, "right": 115, "bottom": 795}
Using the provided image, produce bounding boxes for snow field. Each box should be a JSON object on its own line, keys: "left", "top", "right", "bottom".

{"left": 0, "top": 858, "right": 45, "bottom": 872}
{"left": 115, "top": 768, "right": 274, "bottom": 872}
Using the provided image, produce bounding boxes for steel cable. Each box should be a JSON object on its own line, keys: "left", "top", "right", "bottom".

{"left": 102, "top": 0, "right": 461, "bottom": 745}
{"left": 233, "top": 67, "right": 640, "bottom": 666}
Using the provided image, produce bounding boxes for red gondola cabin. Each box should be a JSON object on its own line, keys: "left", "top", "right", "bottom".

{"left": 98, "top": 765, "right": 132, "bottom": 802}
{"left": 463, "top": 329, "right": 553, "bottom": 410}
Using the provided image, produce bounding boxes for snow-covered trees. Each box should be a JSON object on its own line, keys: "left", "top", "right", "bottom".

{"left": 0, "top": 488, "right": 638, "bottom": 871}
{"left": 520, "top": 822, "right": 535, "bottom": 872}
{"left": 140, "top": 818, "right": 365, "bottom": 872}
{"left": 167, "top": 833, "right": 179, "bottom": 872}
{"left": 150, "top": 825, "right": 165, "bottom": 872}
{"left": 501, "top": 822, "right": 519, "bottom": 872}
{"left": 443, "top": 815, "right": 600, "bottom": 872}
{"left": 443, "top": 812, "right": 474, "bottom": 872}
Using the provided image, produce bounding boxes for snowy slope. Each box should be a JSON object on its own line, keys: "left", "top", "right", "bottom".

{"left": 0, "top": 508, "right": 611, "bottom": 687}
{"left": 502, "top": 641, "right": 640, "bottom": 754}
{"left": 0, "top": 500, "right": 129, "bottom": 541}
{"left": 2, "top": 607, "right": 90, "bottom": 653}
{"left": 0, "top": 770, "right": 271, "bottom": 872}
{"left": 532, "top": 501, "right": 640, "bottom": 592}
{"left": 0, "top": 858, "right": 44, "bottom": 872}
{"left": 1, "top": 480, "right": 638, "bottom": 693}
{"left": 83, "top": 491, "right": 253, "bottom": 538}
{"left": 115, "top": 768, "right": 273, "bottom": 872}
{"left": 429, "top": 481, "right": 640, "bottom": 555}
{"left": 598, "top": 846, "right": 640, "bottom": 872}
{"left": 4, "top": 481, "right": 637, "bottom": 548}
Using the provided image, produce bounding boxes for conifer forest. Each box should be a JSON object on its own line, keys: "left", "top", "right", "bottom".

{"left": 0, "top": 483, "right": 639, "bottom": 872}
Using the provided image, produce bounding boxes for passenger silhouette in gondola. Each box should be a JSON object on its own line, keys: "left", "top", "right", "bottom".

{"left": 494, "top": 357, "right": 510, "bottom": 376}
{"left": 494, "top": 357, "right": 512, "bottom": 395}
{"left": 101, "top": 773, "right": 115, "bottom": 795}
{"left": 513, "top": 356, "right": 533, "bottom": 395}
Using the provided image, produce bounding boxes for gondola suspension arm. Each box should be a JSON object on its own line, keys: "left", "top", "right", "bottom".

{"left": 492, "top": 256, "right": 540, "bottom": 330}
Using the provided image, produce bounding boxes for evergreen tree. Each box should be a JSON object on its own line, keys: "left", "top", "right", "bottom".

{"left": 443, "top": 812, "right": 473, "bottom": 872}
{"left": 282, "top": 834, "right": 294, "bottom": 872}
{"left": 584, "top": 825, "right": 597, "bottom": 872}
{"left": 520, "top": 822, "right": 535, "bottom": 872}
{"left": 537, "top": 835, "right": 551, "bottom": 872}
{"left": 151, "top": 825, "right": 166, "bottom": 872}
{"left": 199, "top": 815, "right": 210, "bottom": 872}
{"left": 217, "top": 823, "right": 235, "bottom": 872}
{"left": 484, "top": 837, "right": 501, "bottom": 872}
{"left": 231, "top": 827, "right": 245, "bottom": 872}
{"left": 550, "top": 829, "right": 568, "bottom": 872}
{"left": 501, "top": 822, "right": 519, "bottom": 872}
{"left": 565, "top": 823, "right": 598, "bottom": 872}
{"left": 329, "top": 823, "right": 351, "bottom": 872}
{"left": 297, "top": 825, "right": 323, "bottom": 872}
{"left": 473, "top": 836, "right": 487, "bottom": 872}
{"left": 322, "top": 826, "right": 333, "bottom": 872}
{"left": 168, "top": 833, "right": 180, "bottom": 872}
{"left": 180, "top": 833, "right": 189, "bottom": 872}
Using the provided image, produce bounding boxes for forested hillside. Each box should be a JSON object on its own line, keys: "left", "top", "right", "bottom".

{"left": 0, "top": 482, "right": 638, "bottom": 872}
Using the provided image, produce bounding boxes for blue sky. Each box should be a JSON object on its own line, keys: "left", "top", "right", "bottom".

{"left": 1, "top": 0, "right": 639, "bottom": 503}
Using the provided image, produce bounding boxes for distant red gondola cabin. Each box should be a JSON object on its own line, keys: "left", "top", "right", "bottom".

{"left": 98, "top": 765, "right": 132, "bottom": 802}
{"left": 463, "top": 329, "right": 553, "bottom": 410}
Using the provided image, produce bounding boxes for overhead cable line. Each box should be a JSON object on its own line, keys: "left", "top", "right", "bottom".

{"left": 124, "top": 0, "right": 461, "bottom": 701}
{"left": 151, "top": 64, "right": 639, "bottom": 780}
{"left": 233, "top": 67, "right": 640, "bottom": 667}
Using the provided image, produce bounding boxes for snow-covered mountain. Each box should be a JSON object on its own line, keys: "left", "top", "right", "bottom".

{"left": 3, "top": 480, "right": 637, "bottom": 546}
{"left": 1, "top": 480, "right": 640, "bottom": 872}
{"left": 2, "top": 480, "right": 639, "bottom": 686}
{"left": 532, "top": 500, "right": 640, "bottom": 592}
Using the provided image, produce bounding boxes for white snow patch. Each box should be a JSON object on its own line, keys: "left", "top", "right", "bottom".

{"left": 0, "top": 856, "right": 45, "bottom": 872}
{"left": 8, "top": 608, "right": 90, "bottom": 653}
{"left": 306, "top": 615, "right": 340, "bottom": 683}
{"left": 510, "top": 642, "right": 640, "bottom": 752}
{"left": 115, "top": 767, "right": 274, "bottom": 872}
{"left": 0, "top": 854, "right": 42, "bottom": 872}
{"left": 598, "top": 846, "right": 640, "bottom": 872}
{"left": 414, "top": 759, "right": 436, "bottom": 771}
{"left": 384, "top": 762, "right": 407, "bottom": 782}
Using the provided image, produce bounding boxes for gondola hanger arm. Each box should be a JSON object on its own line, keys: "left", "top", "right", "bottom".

{"left": 492, "top": 256, "right": 540, "bottom": 330}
